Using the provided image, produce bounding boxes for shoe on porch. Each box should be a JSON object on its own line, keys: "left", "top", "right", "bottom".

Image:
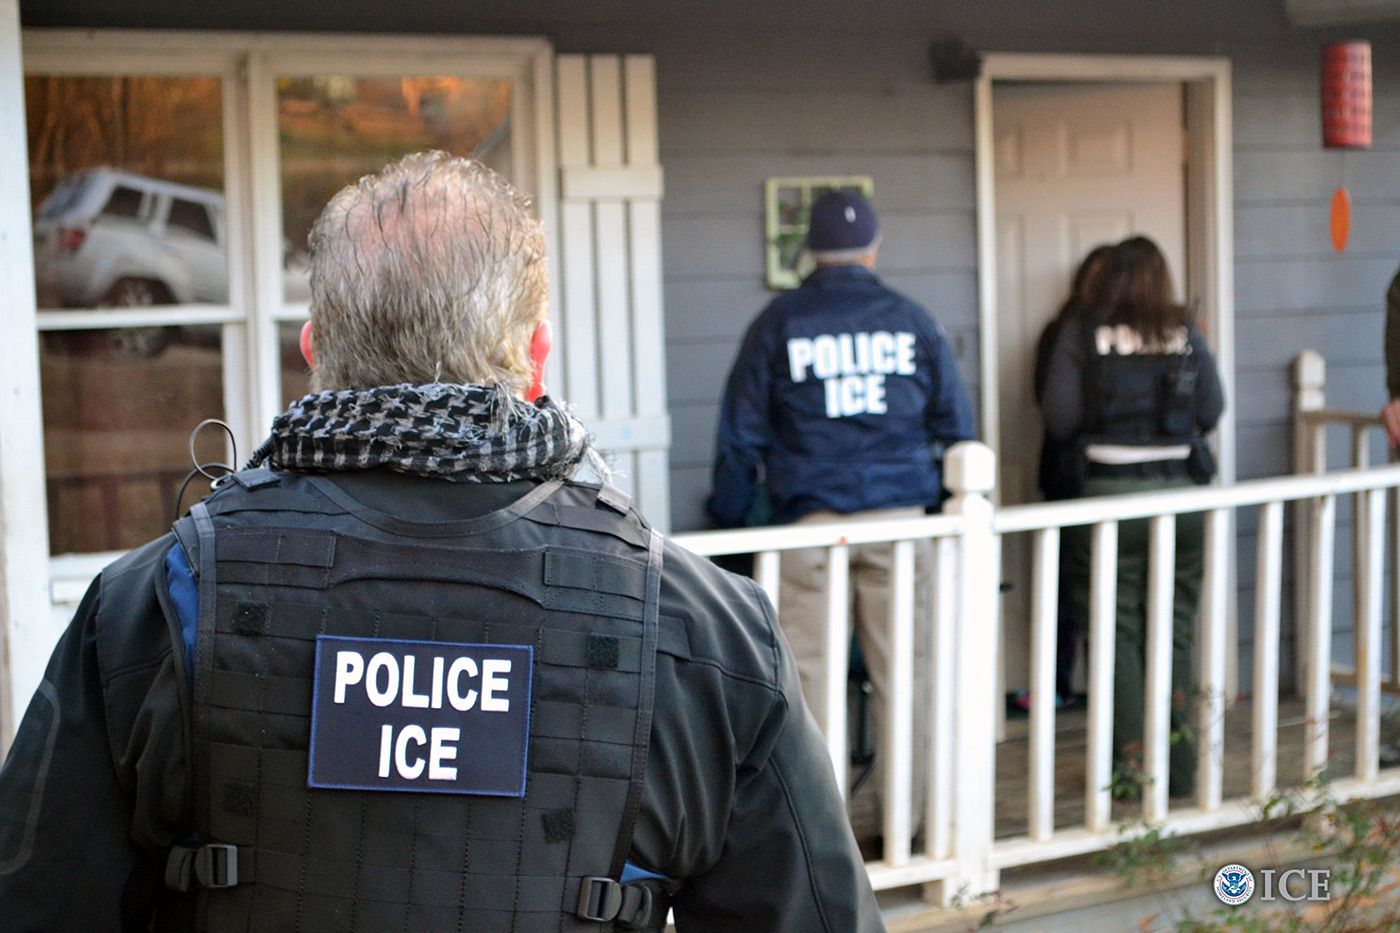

{"left": 1009, "top": 690, "right": 1073, "bottom": 713}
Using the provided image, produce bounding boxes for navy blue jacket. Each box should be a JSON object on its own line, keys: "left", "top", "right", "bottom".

{"left": 709, "top": 265, "right": 975, "bottom": 527}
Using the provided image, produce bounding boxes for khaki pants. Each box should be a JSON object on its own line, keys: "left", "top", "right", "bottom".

{"left": 779, "top": 508, "right": 932, "bottom": 841}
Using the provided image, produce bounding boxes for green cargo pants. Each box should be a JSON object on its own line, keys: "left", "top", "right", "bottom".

{"left": 1066, "top": 475, "right": 1204, "bottom": 798}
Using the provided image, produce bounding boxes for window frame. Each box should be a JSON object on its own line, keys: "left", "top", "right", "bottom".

{"left": 22, "top": 30, "right": 557, "bottom": 582}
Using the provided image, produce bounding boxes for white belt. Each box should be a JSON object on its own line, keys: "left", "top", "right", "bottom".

{"left": 1085, "top": 443, "right": 1190, "bottom": 465}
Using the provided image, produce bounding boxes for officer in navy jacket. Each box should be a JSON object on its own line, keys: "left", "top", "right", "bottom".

{"left": 708, "top": 191, "right": 974, "bottom": 528}
{"left": 0, "top": 153, "right": 883, "bottom": 932}
{"left": 707, "top": 191, "right": 973, "bottom": 846}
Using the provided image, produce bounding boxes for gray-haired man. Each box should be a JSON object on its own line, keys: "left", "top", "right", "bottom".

{"left": 0, "top": 152, "right": 883, "bottom": 932}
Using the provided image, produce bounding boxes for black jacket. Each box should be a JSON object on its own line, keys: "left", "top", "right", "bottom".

{"left": 0, "top": 471, "right": 882, "bottom": 932}
{"left": 1033, "top": 316, "right": 1077, "bottom": 500}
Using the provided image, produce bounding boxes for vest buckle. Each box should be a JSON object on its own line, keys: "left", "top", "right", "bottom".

{"left": 577, "top": 876, "right": 623, "bottom": 922}
{"left": 165, "top": 842, "right": 240, "bottom": 892}
{"left": 575, "top": 876, "right": 657, "bottom": 928}
{"left": 195, "top": 843, "right": 240, "bottom": 888}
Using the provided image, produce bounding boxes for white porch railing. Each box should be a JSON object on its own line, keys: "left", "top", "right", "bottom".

{"left": 672, "top": 355, "right": 1400, "bottom": 904}
{"left": 1293, "top": 349, "right": 1400, "bottom": 701}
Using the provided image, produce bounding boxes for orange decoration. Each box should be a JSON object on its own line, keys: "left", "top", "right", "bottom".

{"left": 1330, "top": 187, "right": 1351, "bottom": 253}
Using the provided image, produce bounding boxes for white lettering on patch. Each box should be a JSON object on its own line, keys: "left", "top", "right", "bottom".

{"left": 786, "top": 331, "right": 917, "bottom": 418}
{"left": 1094, "top": 325, "right": 1190, "bottom": 356}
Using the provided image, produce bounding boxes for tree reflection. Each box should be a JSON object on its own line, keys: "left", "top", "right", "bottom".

{"left": 277, "top": 75, "right": 513, "bottom": 255}
{"left": 26, "top": 75, "right": 224, "bottom": 209}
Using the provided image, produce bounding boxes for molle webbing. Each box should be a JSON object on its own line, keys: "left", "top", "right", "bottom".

{"left": 179, "top": 473, "right": 661, "bottom": 933}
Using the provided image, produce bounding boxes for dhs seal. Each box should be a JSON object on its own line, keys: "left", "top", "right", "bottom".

{"left": 1214, "top": 864, "right": 1255, "bottom": 905}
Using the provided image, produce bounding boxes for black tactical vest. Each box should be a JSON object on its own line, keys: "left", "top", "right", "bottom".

{"left": 1083, "top": 319, "right": 1200, "bottom": 446}
{"left": 160, "top": 470, "right": 666, "bottom": 932}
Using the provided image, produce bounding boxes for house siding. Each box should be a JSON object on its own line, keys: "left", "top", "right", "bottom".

{"left": 21, "top": 0, "right": 1400, "bottom": 687}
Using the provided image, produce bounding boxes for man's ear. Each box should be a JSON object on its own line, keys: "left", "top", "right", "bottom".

{"left": 300, "top": 320, "right": 315, "bottom": 369}
{"left": 526, "top": 319, "right": 552, "bottom": 402}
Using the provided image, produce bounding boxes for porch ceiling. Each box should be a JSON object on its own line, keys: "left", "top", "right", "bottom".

{"left": 1286, "top": 0, "right": 1400, "bottom": 25}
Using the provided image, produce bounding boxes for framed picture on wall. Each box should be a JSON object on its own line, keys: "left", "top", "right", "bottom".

{"left": 764, "top": 175, "right": 874, "bottom": 290}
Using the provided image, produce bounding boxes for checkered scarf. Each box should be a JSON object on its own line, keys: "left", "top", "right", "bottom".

{"left": 249, "top": 383, "right": 605, "bottom": 483}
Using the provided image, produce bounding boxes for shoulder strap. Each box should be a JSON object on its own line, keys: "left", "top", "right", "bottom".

{"left": 610, "top": 526, "right": 664, "bottom": 877}
{"left": 187, "top": 501, "right": 219, "bottom": 839}
{"left": 572, "top": 525, "right": 668, "bottom": 929}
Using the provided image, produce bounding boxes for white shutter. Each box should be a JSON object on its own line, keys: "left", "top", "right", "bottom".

{"left": 554, "top": 54, "right": 671, "bottom": 530}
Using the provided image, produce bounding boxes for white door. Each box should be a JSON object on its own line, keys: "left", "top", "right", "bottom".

{"left": 994, "top": 81, "right": 1185, "bottom": 693}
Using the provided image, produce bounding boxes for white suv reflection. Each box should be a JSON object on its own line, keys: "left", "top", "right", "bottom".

{"left": 33, "top": 168, "right": 310, "bottom": 309}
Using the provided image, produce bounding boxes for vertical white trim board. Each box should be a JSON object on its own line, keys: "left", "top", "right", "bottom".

{"left": 0, "top": 0, "right": 52, "bottom": 748}
{"left": 554, "top": 54, "right": 672, "bottom": 528}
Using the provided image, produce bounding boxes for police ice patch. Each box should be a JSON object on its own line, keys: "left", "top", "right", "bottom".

{"left": 308, "top": 635, "right": 533, "bottom": 796}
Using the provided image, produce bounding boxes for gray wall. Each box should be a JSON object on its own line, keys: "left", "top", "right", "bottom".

{"left": 22, "top": 0, "right": 1400, "bottom": 686}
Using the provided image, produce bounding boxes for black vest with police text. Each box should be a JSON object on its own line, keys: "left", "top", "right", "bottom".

{"left": 164, "top": 471, "right": 661, "bottom": 933}
{"left": 1082, "top": 318, "right": 1200, "bottom": 447}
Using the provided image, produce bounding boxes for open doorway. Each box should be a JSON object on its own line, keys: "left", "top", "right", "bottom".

{"left": 973, "top": 55, "right": 1235, "bottom": 699}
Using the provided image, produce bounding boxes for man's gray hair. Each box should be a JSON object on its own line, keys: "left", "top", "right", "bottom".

{"left": 307, "top": 151, "right": 547, "bottom": 393}
{"left": 808, "top": 236, "right": 882, "bottom": 265}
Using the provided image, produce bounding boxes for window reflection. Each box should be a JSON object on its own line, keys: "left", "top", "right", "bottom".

{"left": 277, "top": 75, "right": 513, "bottom": 298}
{"left": 41, "top": 327, "right": 225, "bottom": 554}
{"left": 26, "top": 75, "right": 226, "bottom": 308}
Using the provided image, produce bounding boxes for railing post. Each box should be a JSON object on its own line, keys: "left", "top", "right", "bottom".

{"left": 1293, "top": 351, "right": 1326, "bottom": 698}
{"left": 943, "top": 441, "right": 1000, "bottom": 900}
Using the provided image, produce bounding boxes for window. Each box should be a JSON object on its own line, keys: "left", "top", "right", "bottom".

{"left": 41, "top": 326, "right": 225, "bottom": 553}
{"left": 100, "top": 185, "right": 144, "bottom": 219}
{"left": 27, "top": 74, "right": 227, "bottom": 313}
{"left": 23, "top": 33, "right": 550, "bottom": 560}
{"left": 26, "top": 73, "right": 228, "bottom": 554}
{"left": 37, "top": 173, "right": 84, "bottom": 220}
{"left": 167, "top": 197, "right": 216, "bottom": 241}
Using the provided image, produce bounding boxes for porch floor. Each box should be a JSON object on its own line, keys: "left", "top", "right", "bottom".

{"left": 991, "top": 695, "right": 1387, "bottom": 838}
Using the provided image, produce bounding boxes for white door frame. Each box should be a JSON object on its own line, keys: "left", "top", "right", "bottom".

{"left": 974, "top": 53, "right": 1235, "bottom": 488}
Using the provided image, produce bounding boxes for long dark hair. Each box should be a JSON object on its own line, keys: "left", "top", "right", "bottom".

{"left": 1100, "top": 235, "right": 1189, "bottom": 343}
{"left": 1056, "top": 244, "right": 1117, "bottom": 322}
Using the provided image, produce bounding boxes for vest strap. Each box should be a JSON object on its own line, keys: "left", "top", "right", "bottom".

{"left": 595, "top": 483, "right": 632, "bottom": 515}
{"left": 231, "top": 468, "right": 282, "bottom": 491}
{"left": 188, "top": 502, "right": 219, "bottom": 837}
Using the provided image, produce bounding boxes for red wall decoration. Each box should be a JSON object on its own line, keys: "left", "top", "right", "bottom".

{"left": 1321, "top": 42, "right": 1372, "bottom": 149}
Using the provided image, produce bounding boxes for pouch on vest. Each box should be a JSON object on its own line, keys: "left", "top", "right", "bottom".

{"left": 1158, "top": 353, "right": 1199, "bottom": 438}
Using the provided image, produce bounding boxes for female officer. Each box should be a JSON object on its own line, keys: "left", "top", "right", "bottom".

{"left": 1041, "top": 235, "right": 1225, "bottom": 798}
